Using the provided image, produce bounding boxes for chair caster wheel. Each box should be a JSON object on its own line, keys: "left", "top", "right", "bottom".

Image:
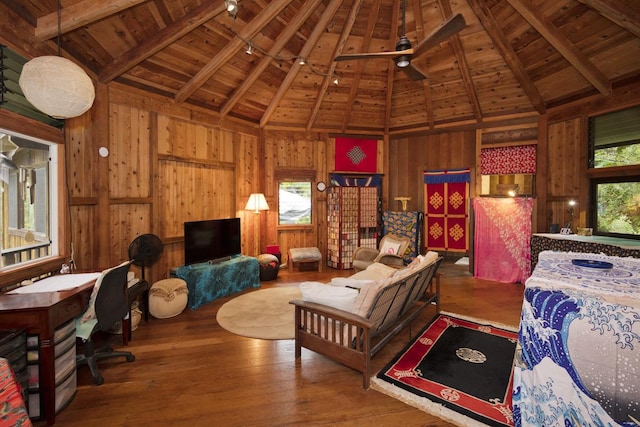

{"left": 93, "top": 375, "right": 104, "bottom": 386}
{"left": 126, "top": 354, "right": 135, "bottom": 362}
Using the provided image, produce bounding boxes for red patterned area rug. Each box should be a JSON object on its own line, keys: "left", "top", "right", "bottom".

{"left": 371, "top": 313, "right": 518, "bottom": 427}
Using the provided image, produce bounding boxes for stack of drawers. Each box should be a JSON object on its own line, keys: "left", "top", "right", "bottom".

{"left": 27, "top": 319, "right": 77, "bottom": 419}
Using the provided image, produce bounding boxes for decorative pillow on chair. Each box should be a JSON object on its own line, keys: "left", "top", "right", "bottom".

{"left": 299, "top": 281, "right": 359, "bottom": 312}
{"left": 379, "top": 240, "right": 401, "bottom": 255}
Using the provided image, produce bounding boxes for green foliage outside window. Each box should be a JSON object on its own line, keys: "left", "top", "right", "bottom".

{"left": 590, "top": 106, "right": 640, "bottom": 238}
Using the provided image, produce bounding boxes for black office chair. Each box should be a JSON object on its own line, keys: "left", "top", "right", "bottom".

{"left": 76, "top": 261, "right": 136, "bottom": 385}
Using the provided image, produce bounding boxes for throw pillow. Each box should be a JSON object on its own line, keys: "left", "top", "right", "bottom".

{"left": 299, "top": 281, "right": 359, "bottom": 312}
{"left": 379, "top": 240, "right": 401, "bottom": 255}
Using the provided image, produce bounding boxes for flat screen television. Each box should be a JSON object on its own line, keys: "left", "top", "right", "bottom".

{"left": 184, "top": 218, "right": 241, "bottom": 265}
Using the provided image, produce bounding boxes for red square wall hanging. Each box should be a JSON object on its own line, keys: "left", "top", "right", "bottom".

{"left": 335, "top": 137, "right": 377, "bottom": 173}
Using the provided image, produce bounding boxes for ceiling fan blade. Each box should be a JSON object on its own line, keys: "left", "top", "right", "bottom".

{"left": 403, "top": 63, "right": 428, "bottom": 80}
{"left": 412, "top": 13, "right": 466, "bottom": 58}
{"left": 334, "top": 48, "right": 413, "bottom": 62}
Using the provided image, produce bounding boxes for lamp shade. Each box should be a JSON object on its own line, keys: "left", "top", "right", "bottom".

{"left": 245, "top": 193, "right": 269, "bottom": 213}
{"left": 19, "top": 56, "right": 95, "bottom": 119}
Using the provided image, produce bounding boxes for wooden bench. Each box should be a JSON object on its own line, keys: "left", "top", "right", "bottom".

{"left": 288, "top": 247, "right": 322, "bottom": 273}
{"left": 290, "top": 256, "right": 442, "bottom": 388}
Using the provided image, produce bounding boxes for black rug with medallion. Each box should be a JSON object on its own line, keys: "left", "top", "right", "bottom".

{"left": 372, "top": 313, "right": 518, "bottom": 427}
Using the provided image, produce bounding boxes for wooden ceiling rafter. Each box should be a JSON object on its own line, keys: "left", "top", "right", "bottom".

{"left": 506, "top": 0, "right": 612, "bottom": 96}
{"left": 219, "top": 0, "right": 323, "bottom": 118}
{"left": 576, "top": 0, "right": 640, "bottom": 39}
{"left": 175, "top": 0, "right": 295, "bottom": 104}
{"left": 35, "top": 0, "right": 148, "bottom": 41}
{"left": 467, "top": 0, "right": 546, "bottom": 115}
{"left": 410, "top": 0, "right": 434, "bottom": 128}
{"left": 306, "top": 0, "right": 366, "bottom": 131}
{"left": 98, "top": 2, "right": 226, "bottom": 83}
{"left": 259, "top": 0, "right": 344, "bottom": 128}
{"left": 340, "top": 0, "right": 384, "bottom": 133}
{"left": 438, "top": 0, "right": 482, "bottom": 122}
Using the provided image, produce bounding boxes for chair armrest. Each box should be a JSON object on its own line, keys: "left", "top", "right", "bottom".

{"left": 374, "top": 254, "right": 405, "bottom": 268}
{"left": 353, "top": 247, "right": 379, "bottom": 262}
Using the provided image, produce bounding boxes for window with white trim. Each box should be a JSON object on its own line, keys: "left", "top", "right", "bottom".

{"left": 1, "top": 129, "right": 58, "bottom": 268}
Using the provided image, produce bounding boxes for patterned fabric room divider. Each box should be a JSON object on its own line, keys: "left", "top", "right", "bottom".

{"left": 382, "top": 211, "right": 423, "bottom": 264}
{"left": 423, "top": 168, "right": 470, "bottom": 253}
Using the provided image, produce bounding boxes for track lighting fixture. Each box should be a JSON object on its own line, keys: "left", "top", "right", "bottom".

{"left": 333, "top": 75, "right": 339, "bottom": 85}
{"left": 245, "top": 42, "right": 253, "bottom": 55}
{"left": 298, "top": 57, "right": 306, "bottom": 65}
{"left": 224, "top": 0, "right": 238, "bottom": 18}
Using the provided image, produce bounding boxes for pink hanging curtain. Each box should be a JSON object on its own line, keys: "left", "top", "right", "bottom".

{"left": 473, "top": 197, "right": 534, "bottom": 284}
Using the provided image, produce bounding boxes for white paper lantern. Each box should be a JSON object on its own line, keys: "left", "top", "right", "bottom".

{"left": 19, "top": 56, "right": 95, "bottom": 119}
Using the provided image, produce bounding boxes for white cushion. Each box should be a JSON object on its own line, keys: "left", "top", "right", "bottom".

{"left": 299, "top": 281, "right": 359, "bottom": 312}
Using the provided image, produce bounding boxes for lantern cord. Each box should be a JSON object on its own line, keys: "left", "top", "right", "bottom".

{"left": 56, "top": 0, "right": 61, "bottom": 56}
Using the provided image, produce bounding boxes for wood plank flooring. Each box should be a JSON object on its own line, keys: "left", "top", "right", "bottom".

{"left": 39, "top": 260, "right": 524, "bottom": 427}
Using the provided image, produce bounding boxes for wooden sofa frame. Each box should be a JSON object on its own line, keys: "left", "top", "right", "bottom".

{"left": 290, "top": 257, "right": 443, "bottom": 389}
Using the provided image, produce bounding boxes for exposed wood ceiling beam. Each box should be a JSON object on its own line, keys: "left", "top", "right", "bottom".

{"left": 220, "top": 0, "right": 323, "bottom": 118}
{"left": 507, "top": 0, "right": 612, "bottom": 96}
{"left": 175, "top": 0, "right": 294, "bottom": 104}
{"left": 260, "top": 0, "right": 343, "bottom": 128}
{"left": 306, "top": 0, "right": 365, "bottom": 131}
{"left": 35, "top": 0, "right": 148, "bottom": 41}
{"left": 576, "top": 0, "right": 640, "bottom": 39}
{"left": 411, "top": 0, "right": 434, "bottom": 128}
{"left": 340, "top": 0, "right": 383, "bottom": 133}
{"left": 467, "top": 0, "right": 546, "bottom": 114}
{"left": 438, "top": 0, "right": 482, "bottom": 122}
{"left": 99, "top": 2, "right": 225, "bottom": 83}
{"left": 384, "top": 0, "right": 402, "bottom": 134}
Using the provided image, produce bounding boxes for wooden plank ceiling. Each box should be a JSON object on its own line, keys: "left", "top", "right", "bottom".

{"left": 4, "top": 0, "right": 640, "bottom": 135}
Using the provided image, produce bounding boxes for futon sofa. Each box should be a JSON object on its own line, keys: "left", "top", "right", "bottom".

{"left": 290, "top": 252, "right": 442, "bottom": 388}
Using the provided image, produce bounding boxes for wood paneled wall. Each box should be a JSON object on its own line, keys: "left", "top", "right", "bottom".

{"left": 3, "top": 75, "right": 639, "bottom": 287}
{"left": 387, "top": 131, "right": 476, "bottom": 214}
{"left": 65, "top": 84, "right": 260, "bottom": 282}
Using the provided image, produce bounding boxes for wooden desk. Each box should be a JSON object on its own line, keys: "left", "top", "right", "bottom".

{"left": 0, "top": 275, "right": 95, "bottom": 425}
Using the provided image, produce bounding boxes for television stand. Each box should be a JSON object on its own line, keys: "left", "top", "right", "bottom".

{"left": 174, "top": 255, "right": 259, "bottom": 309}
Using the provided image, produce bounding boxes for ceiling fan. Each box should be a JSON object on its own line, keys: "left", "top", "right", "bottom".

{"left": 334, "top": 0, "right": 466, "bottom": 80}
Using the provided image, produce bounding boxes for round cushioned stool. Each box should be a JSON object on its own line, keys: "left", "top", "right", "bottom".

{"left": 148, "top": 278, "right": 189, "bottom": 319}
{"left": 257, "top": 254, "right": 280, "bottom": 281}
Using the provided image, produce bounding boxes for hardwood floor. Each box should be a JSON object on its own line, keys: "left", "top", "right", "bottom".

{"left": 40, "top": 260, "right": 524, "bottom": 427}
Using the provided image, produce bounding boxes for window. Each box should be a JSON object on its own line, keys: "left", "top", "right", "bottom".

{"left": 589, "top": 106, "right": 640, "bottom": 169}
{"left": 1, "top": 129, "right": 58, "bottom": 268}
{"left": 278, "top": 181, "right": 311, "bottom": 225}
{"left": 588, "top": 106, "right": 640, "bottom": 239}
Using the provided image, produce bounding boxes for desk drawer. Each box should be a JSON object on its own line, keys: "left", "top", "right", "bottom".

{"left": 52, "top": 295, "right": 85, "bottom": 326}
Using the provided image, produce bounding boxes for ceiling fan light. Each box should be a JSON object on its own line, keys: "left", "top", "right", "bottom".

{"left": 395, "top": 56, "right": 410, "bottom": 68}
{"left": 394, "top": 36, "right": 412, "bottom": 68}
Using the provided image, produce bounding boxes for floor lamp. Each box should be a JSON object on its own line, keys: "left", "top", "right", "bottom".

{"left": 245, "top": 193, "right": 269, "bottom": 256}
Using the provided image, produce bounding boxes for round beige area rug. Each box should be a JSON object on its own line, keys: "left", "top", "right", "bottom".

{"left": 216, "top": 286, "right": 302, "bottom": 340}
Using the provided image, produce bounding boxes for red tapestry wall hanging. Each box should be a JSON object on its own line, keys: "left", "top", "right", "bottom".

{"left": 424, "top": 168, "right": 470, "bottom": 252}
{"left": 480, "top": 145, "right": 537, "bottom": 175}
{"left": 334, "top": 137, "right": 377, "bottom": 173}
